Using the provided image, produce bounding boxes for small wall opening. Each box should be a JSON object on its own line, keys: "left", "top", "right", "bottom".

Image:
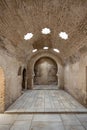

{"left": 34, "top": 57, "right": 58, "bottom": 85}
{"left": 22, "top": 68, "right": 26, "bottom": 90}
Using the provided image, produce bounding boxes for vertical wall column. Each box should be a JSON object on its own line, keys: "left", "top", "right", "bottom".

{"left": 86, "top": 66, "right": 87, "bottom": 105}
{"left": 56, "top": 72, "right": 59, "bottom": 87}
{"left": 0, "top": 67, "right": 5, "bottom": 112}
{"left": 31, "top": 71, "right": 35, "bottom": 88}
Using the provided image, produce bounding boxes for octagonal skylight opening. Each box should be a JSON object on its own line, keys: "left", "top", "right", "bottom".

{"left": 41, "top": 28, "right": 51, "bottom": 34}
{"left": 59, "top": 32, "right": 68, "bottom": 40}
{"left": 53, "top": 48, "right": 60, "bottom": 53}
{"left": 32, "top": 49, "right": 37, "bottom": 53}
{"left": 43, "top": 47, "right": 49, "bottom": 49}
{"left": 24, "top": 33, "right": 33, "bottom": 40}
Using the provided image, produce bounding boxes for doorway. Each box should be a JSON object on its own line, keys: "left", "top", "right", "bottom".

{"left": 34, "top": 57, "right": 58, "bottom": 85}
{"left": 22, "top": 68, "right": 26, "bottom": 90}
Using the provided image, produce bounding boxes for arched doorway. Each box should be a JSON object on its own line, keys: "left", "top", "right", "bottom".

{"left": 22, "top": 68, "right": 26, "bottom": 90}
{"left": 34, "top": 57, "right": 58, "bottom": 85}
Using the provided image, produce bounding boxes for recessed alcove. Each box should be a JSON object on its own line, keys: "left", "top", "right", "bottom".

{"left": 34, "top": 57, "right": 58, "bottom": 86}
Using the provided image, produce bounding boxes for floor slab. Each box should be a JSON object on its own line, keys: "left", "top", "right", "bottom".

{"left": 33, "top": 85, "right": 58, "bottom": 90}
{"left": 5, "top": 90, "right": 87, "bottom": 113}
{"left": 0, "top": 114, "right": 87, "bottom": 130}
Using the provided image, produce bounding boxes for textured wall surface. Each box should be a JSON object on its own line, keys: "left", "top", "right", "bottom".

{"left": 27, "top": 51, "right": 64, "bottom": 89}
{"left": 0, "top": 0, "right": 87, "bottom": 112}
{"left": 34, "top": 57, "right": 57, "bottom": 85}
{"left": 64, "top": 55, "right": 87, "bottom": 105}
{"left": 0, "top": 0, "right": 87, "bottom": 63}
{"left": 0, "top": 67, "right": 5, "bottom": 112}
{"left": 0, "top": 51, "right": 23, "bottom": 111}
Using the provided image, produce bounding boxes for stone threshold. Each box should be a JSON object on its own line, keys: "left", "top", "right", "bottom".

{"left": 4, "top": 111, "right": 87, "bottom": 114}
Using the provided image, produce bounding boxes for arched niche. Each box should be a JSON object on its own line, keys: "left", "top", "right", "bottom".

{"left": 34, "top": 57, "right": 58, "bottom": 85}
{"left": 27, "top": 51, "right": 63, "bottom": 89}
{"left": 0, "top": 66, "right": 5, "bottom": 112}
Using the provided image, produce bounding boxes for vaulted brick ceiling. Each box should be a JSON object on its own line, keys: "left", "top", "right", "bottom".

{"left": 0, "top": 0, "right": 87, "bottom": 63}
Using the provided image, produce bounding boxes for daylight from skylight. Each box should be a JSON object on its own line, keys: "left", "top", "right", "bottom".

{"left": 59, "top": 32, "right": 68, "bottom": 40}
{"left": 53, "top": 48, "right": 60, "bottom": 53}
{"left": 24, "top": 33, "right": 33, "bottom": 40}
{"left": 43, "top": 47, "right": 49, "bottom": 49}
{"left": 32, "top": 49, "right": 37, "bottom": 53}
{"left": 41, "top": 28, "right": 51, "bottom": 34}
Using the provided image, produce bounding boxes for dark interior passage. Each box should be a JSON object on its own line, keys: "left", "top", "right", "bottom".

{"left": 34, "top": 57, "right": 57, "bottom": 85}
{"left": 22, "top": 68, "right": 26, "bottom": 90}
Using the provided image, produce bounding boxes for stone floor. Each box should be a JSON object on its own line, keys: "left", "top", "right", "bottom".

{"left": 33, "top": 85, "right": 58, "bottom": 90}
{"left": 2, "top": 89, "right": 87, "bottom": 129}
{"left": 6, "top": 90, "right": 87, "bottom": 113}
{"left": 0, "top": 114, "right": 87, "bottom": 130}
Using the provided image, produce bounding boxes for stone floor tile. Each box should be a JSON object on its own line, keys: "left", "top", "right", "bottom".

{"left": 30, "top": 121, "right": 65, "bottom": 130}
{"left": 76, "top": 114, "right": 87, "bottom": 122}
{"left": 63, "top": 120, "right": 81, "bottom": 125}
{"left": 33, "top": 114, "right": 62, "bottom": 122}
{"left": 64, "top": 125, "right": 85, "bottom": 130}
{"left": 81, "top": 121, "right": 87, "bottom": 129}
{"left": 61, "top": 114, "right": 78, "bottom": 121}
{"left": 0, "top": 114, "right": 17, "bottom": 125}
{"left": 10, "top": 121, "right": 31, "bottom": 130}
{"left": 16, "top": 114, "right": 33, "bottom": 121}
{"left": 0, "top": 125, "right": 11, "bottom": 130}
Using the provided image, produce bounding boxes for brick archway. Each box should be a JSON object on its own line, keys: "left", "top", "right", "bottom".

{"left": 0, "top": 67, "right": 5, "bottom": 112}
